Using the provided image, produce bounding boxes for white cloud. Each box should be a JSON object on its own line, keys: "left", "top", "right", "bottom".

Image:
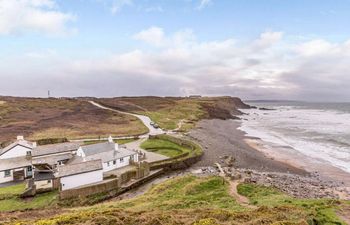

{"left": 110, "top": 0, "right": 132, "bottom": 14}
{"left": 1, "top": 27, "right": 350, "bottom": 101}
{"left": 197, "top": 0, "right": 212, "bottom": 10}
{"left": 0, "top": 0, "right": 75, "bottom": 36}
{"left": 133, "top": 26, "right": 195, "bottom": 48}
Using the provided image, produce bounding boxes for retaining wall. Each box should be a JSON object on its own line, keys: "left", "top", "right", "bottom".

{"left": 59, "top": 178, "right": 119, "bottom": 200}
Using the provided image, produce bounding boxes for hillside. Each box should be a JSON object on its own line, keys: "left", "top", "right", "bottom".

{"left": 5, "top": 175, "right": 349, "bottom": 224}
{"left": 0, "top": 96, "right": 148, "bottom": 145}
{"left": 0, "top": 96, "right": 250, "bottom": 144}
{"left": 95, "top": 96, "right": 251, "bottom": 131}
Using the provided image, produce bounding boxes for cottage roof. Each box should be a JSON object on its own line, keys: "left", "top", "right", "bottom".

{"left": 0, "top": 156, "right": 31, "bottom": 171}
{"left": 80, "top": 142, "right": 116, "bottom": 156}
{"left": 32, "top": 142, "right": 80, "bottom": 157}
{"left": 34, "top": 171, "right": 55, "bottom": 181}
{"left": 0, "top": 140, "right": 34, "bottom": 156}
{"left": 57, "top": 159, "right": 102, "bottom": 178}
{"left": 32, "top": 153, "right": 74, "bottom": 166}
{"left": 86, "top": 147, "right": 136, "bottom": 163}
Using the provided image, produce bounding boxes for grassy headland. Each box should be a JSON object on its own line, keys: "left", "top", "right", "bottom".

{"left": 8, "top": 175, "right": 349, "bottom": 225}
{"left": 95, "top": 96, "right": 251, "bottom": 131}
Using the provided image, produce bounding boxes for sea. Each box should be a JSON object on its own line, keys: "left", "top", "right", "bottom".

{"left": 238, "top": 101, "right": 350, "bottom": 174}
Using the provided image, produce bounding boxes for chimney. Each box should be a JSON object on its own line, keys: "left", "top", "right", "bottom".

{"left": 32, "top": 142, "right": 37, "bottom": 148}
{"left": 108, "top": 135, "right": 113, "bottom": 143}
{"left": 17, "top": 136, "right": 24, "bottom": 141}
{"left": 115, "top": 143, "right": 119, "bottom": 151}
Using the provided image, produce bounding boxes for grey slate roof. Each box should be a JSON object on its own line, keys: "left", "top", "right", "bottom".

{"left": 0, "top": 156, "right": 31, "bottom": 171}
{"left": 0, "top": 140, "right": 33, "bottom": 156}
{"left": 32, "top": 153, "right": 73, "bottom": 166}
{"left": 34, "top": 171, "right": 55, "bottom": 181}
{"left": 57, "top": 159, "right": 102, "bottom": 178}
{"left": 80, "top": 142, "right": 116, "bottom": 156}
{"left": 32, "top": 142, "right": 80, "bottom": 157}
{"left": 85, "top": 147, "right": 137, "bottom": 163}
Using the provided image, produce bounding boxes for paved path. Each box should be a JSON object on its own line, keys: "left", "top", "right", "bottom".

{"left": 89, "top": 101, "right": 164, "bottom": 136}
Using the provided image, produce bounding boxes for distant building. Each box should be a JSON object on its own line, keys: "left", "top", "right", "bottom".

{"left": 0, "top": 136, "right": 35, "bottom": 184}
{"left": 188, "top": 95, "right": 202, "bottom": 98}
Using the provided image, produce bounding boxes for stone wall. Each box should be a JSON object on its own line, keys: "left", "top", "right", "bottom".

{"left": 59, "top": 178, "right": 119, "bottom": 200}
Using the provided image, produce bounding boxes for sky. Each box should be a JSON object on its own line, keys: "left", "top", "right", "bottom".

{"left": 1, "top": 0, "right": 350, "bottom": 101}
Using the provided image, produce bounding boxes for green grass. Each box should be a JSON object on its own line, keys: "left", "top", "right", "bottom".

{"left": 115, "top": 175, "right": 241, "bottom": 211}
{"left": 140, "top": 138, "right": 190, "bottom": 158}
{"left": 9, "top": 176, "right": 350, "bottom": 225}
{"left": 0, "top": 191, "right": 57, "bottom": 212}
{"left": 237, "top": 183, "right": 349, "bottom": 224}
{"left": 0, "top": 183, "right": 25, "bottom": 199}
{"left": 142, "top": 99, "right": 206, "bottom": 131}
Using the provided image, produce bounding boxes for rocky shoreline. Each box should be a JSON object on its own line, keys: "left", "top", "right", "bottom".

{"left": 188, "top": 119, "right": 350, "bottom": 200}
{"left": 192, "top": 166, "right": 350, "bottom": 200}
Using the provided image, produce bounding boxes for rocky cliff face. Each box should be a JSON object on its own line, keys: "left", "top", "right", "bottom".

{"left": 200, "top": 96, "right": 251, "bottom": 120}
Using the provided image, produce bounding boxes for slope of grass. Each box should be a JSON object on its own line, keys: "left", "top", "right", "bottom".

{"left": 237, "top": 183, "right": 348, "bottom": 224}
{"left": 140, "top": 138, "right": 190, "bottom": 158}
{"left": 0, "top": 192, "right": 58, "bottom": 212}
{"left": 11, "top": 176, "right": 349, "bottom": 225}
{"left": 97, "top": 96, "right": 250, "bottom": 132}
{"left": 0, "top": 183, "right": 25, "bottom": 199}
{"left": 0, "top": 97, "right": 148, "bottom": 143}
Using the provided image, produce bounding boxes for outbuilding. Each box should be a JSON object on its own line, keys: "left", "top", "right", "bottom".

{"left": 57, "top": 159, "right": 103, "bottom": 191}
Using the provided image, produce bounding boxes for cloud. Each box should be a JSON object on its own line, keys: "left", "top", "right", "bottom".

{"left": 133, "top": 26, "right": 195, "bottom": 48}
{"left": 197, "top": 0, "right": 212, "bottom": 10}
{"left": 1, "top": 27, "right": 350, "bottom": 101}
{"left": 110, "top": 0, "right": 133, "bottom": 14}
{"left": 0, "top": 0, "right": 75, "bottom": 36}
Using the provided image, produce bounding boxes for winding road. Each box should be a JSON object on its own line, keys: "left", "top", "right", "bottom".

{"left": 89, "top": 101, "right": 164, "bottom": 137}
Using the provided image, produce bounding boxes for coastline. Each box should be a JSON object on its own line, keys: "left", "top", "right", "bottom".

{"left": 244, "top": 137, "right": 350, "bottom": 186}
{"left": 189, "top": 119, "right": 306, "bottom": 175}
{"left": 188, "top": 118, "right": 350, "bottom": 199}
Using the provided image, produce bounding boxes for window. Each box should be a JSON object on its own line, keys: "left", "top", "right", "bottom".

{"left": 130, "top": 155, "right": 134, "bottom": 160}
{"left": 27, "top": 166, "right": 32, "bottom": 172}
{"left": 48, "top": 180, "right": 51, "bottom": 184}
{"left": 4, "top": 170, "right": 11, "bottom": 177}
{"left": 113, "top": 160, "right": 116, "bottom": 165}
{"left": 26, "top": 151, "right": 31, "bottom": 156}
{"left": 107, "top": 162, "right": 110, "bottom": 167}
{"left": 120, "top": 158, "right": 124, "bottom": 163}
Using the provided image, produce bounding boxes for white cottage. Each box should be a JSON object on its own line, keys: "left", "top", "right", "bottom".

{"left": 57, "top": 159, "right": 103, "bottom": 191}
{"left": 0, "top": 136, "right": 35, "bottom": 184}
{"left": 75, "top": 136, "right": 138, "bottom": 172}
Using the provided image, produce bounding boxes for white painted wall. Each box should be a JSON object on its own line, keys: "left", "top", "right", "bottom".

{"left": 60, "top": 169, "right": 103, "bottom": 191}
{"left": 0, "top": 170, "right": 14, "bottom": 184}
{"left": 35, "top": 180, "right": 53, "bottom": 189}
{"left": 102, "top": 154, "right": 137, "bottom": 172}
{"left": 0, "top": 145, "right": 31, "bottom": 159}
